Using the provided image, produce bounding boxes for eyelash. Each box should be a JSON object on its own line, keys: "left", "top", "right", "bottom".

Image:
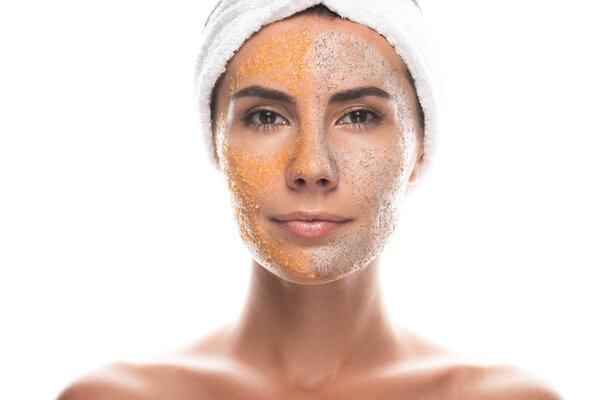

{"left": 242, "top": 107, "right": 288, "bottom": 131}
{"left": 242, "top": 107, "right": 384, "bottom": 131}
{"left": 336, "top": 107, "right": 384, "bottom": 130}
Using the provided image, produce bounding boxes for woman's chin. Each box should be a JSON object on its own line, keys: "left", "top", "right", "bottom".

{"left": 242, "top": 228, "right": 384, "bottom": 284}
{"left": 254, "top": 258, "right": 359, "bottom": 284}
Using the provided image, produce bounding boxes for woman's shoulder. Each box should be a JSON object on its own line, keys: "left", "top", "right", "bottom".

{"left": 56, "top": 324, "right": 237, "bottom": 400}
{"left": 391, "top": 326, "right": 563, "bottom": 400}
{"left": 56, "top": 354, "right": 235, "bottom": 400}
{"left": 441, "top": 361, "right": 562, "bottom": 400}
{"left": 56, "top": 361, "right": 147, "bottom": 400}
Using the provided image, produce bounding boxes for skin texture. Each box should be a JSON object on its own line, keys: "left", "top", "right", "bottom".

{"left": 57, "top": 13, "right": 562, "bottom": 400}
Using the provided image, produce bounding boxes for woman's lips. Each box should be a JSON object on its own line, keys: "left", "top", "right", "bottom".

{"left": 274, "top": 219, "right": 349, "bottom": 238}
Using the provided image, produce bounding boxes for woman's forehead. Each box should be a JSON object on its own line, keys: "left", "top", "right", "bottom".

{"left": 224, "top": 14, "right": 409, "bottom": 97}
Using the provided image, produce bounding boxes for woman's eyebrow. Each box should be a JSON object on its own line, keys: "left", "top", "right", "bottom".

{"left": 232, "top": 85, "right": 295, "bottom": 104}
{"left": 328, "top": 86, "right": 391, "bottom": 104}
{"left": 231, "top": 85, "right": 391, "bottom": 105}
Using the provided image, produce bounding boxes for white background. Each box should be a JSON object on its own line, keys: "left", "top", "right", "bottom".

{"left": 1, "top": 1, "right": 598, "bottom": 399}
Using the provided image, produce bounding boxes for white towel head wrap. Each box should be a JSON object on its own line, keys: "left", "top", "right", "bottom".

{"left": 194, "top": 0, "right": 438, "bottom": 185}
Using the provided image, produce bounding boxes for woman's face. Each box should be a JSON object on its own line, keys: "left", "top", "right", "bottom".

{"left": 213, "top": 14, "right": 424, "bottom": 283}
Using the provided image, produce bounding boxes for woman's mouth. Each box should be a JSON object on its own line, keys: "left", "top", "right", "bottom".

{"left": 272, "top": 219, "right": 351, "bottom": 238}
{"left": 271, "top": 211, "right": 352, "bottom": 238}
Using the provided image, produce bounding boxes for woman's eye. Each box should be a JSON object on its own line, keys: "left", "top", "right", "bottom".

{"left": 336, "top": 109, "right": 381, "bottom": 126}
{"left": 245, "top": 110, "right": 288, "bottom": 129}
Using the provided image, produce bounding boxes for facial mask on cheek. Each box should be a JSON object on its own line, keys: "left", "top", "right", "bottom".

{"left": 217, "top": 118, "right": 313, "bottom": 278}
{"left": 304, "top": 33, "right": 419, "bottom": 280}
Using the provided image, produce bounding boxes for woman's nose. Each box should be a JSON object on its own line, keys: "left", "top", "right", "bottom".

{"left": 285, "top": 128, "right": 338, "bottom": 192}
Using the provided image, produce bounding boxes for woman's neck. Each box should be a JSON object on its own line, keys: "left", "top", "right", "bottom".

{"left": 228, "top": 256, "right": 403, "bottom": 390}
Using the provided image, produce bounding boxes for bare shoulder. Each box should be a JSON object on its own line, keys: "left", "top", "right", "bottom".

{"left": 393, "top": 327, "right": 562, "bottom": 400}
{"left": 56, "top": 355, "right": 235, "bottom": 400}
{"left": 56, "top": 322, "right": 251, "bottom": 400}
{"left": 445, "top": 362, "right": 563, "bottom": 400}
{"left": 56, "top": 362, "right": 150, "bottom": 400}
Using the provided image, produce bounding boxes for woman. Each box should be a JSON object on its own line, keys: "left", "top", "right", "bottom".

{"left": 58, "top": 1, "right": 561, "bottom": 398}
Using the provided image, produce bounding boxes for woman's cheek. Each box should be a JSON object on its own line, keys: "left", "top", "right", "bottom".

{"left": 343, "top": 146, "right": 403, "bottom": 208}
{"left": 224, "top": 146, "right": 291, "bottom": 217}
{"left": 222, "top": 144, "right": 316, "bottom": 278}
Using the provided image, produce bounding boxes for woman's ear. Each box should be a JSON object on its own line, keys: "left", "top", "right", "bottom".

{"left": 408, "top": 142, "right": 425, "bottom": 186}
